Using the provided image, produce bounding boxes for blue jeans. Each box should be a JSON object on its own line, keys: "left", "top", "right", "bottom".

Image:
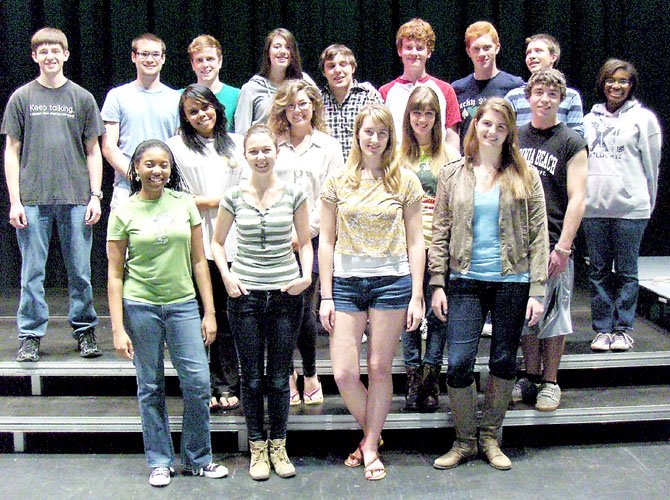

{"left": 227, "top": 290, "right": 303, "bottom": 441}
{"left": 16, "top": 205, "right": 96, "bottom": 339}
{"left": 445, "top": 279, "right": 529, "bottom": 388}
{"left": 582, "top": 218, "right": 648, "bottom": 333}
{"left": 402, "top": 260, "right": 446, "bottom": 367}
{"left": 123, "top": 299, "right": 212, "bottom": 469}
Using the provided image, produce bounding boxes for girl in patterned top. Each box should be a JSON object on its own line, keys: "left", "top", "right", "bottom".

{"left": 398, "top": 86, "right": 460, "bottom": 412}
{"left": 210, "top": 124, "right": 312, "bottom": 481}
{"left": 319, "top": 104, "right": 425, "bottom": 481}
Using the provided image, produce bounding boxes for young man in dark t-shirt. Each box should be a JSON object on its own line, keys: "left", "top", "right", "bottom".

{"left": 452, "top": 21, "right": 524, "bottom": 145}
{"left": 516, "top": 69, "right": 588, "bottom": 411}
{"left": 1, "top": 28, "right": 106, "bottom": 361}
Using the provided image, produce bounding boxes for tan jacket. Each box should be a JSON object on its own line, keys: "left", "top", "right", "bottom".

{"left": 428, "top": 158, "right": 549, "bottom": 297}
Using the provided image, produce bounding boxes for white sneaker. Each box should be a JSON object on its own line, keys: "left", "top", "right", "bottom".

{"left": 149, "top": 467, "right": 175, "bottom": 487}
{"left": 535, "top": 383, "right": 561, "bottom": 412}
{"left": 590, "top": 332, "right": 612, "bottom": 351}
{"left": 610, "top": 332, "right": 634, "bottom": 351}
{"left": 186, "top": 462, "right": 228, "bottom": 478}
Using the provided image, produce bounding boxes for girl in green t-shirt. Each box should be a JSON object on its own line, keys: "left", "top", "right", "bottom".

{"left": 107, "top": 139, "right": 227, "bottom": 486}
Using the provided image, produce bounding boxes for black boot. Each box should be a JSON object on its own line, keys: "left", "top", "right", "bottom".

{"left": 405, "top": 366, "right": 421, "bottom": 410}
{"left": 420, "top": 364, "right": 441, "bottom": 412}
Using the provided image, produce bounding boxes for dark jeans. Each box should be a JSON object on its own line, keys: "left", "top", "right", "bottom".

{"left": 227, "top": 290, "right": 303, "bottom": 441}
{"left": 582, "top": 218, "right": 648, "bottom": 333}
{"left": 402, "top": 258, "right": 446, "bottom": 367}
{"left": 445, "top": 279, "right": 530, "bottom": 388}
{"left": 201, "top": 260, "right": 240, "bottom": 398}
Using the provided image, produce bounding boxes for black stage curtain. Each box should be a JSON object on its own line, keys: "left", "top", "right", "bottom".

{"left": 1, "top": 0, "right": 668, "bottom": 287}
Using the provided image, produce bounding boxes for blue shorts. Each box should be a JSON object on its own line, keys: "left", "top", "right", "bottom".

{"left": 333, "top": 275, "right": 412, "bottom": 312}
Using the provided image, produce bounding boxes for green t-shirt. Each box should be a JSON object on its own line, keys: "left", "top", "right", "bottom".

{"left": 107, "top": 189, "right": 202, "bottom": 305}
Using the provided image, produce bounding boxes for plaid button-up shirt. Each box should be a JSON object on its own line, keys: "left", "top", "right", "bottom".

{"left": 321, "top": 80, "right": 382, "bottom": 160}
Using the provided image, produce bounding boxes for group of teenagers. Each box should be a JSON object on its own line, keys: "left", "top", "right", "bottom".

{"left": 2, "top": 16, "right": 661, "bottom": 487}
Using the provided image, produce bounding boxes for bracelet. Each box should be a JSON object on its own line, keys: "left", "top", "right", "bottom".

{"left": 554, "top": 245, "right": 572, "bottom": 256}
{"left": 320, "top": 298, "right": 334, "bottom": 301}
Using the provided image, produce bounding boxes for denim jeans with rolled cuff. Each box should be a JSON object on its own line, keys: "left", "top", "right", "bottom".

{"left": 227, "top": 290, "right": 303, "bottom": 441}
{"left": 123, "top": 298, "right": 212, "bottom": 469}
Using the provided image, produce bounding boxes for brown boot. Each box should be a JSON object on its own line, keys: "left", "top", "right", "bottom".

{"left": 479, "top": 375, "right": 515, "bottom": 470}
{"left": 420, "top": 364, "right": 441, "bottom": 412}
{"left": 405, "top": 365, "right": 421, "bottom": 411}
{"left": 433, "top": 383, "right": 478, "bottom": 469}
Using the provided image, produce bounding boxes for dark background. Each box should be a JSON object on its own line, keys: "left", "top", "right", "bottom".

{"left": 1, "top": 0, "right": 668, "bottom": 289}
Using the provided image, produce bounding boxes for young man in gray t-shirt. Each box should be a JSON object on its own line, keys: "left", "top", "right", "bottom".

{"left": 1, "top": 27, "right": 106, "bottom": 361}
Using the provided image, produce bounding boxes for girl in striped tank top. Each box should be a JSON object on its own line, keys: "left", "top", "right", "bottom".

{"left": 210, "top": 124, "right": 312, "bottom": 481}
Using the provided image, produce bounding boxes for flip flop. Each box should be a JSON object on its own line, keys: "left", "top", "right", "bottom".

{"left": 344, "top": 444, "right": 363, "bottom": 468}
{"left": 289, "top": 391, "right": 301, "bottom": 406}
{"left": 303, "top": 383, "right": 323, "bottom": 405}
{"left": 364, "top": 453, "right": 386, "bottom": 481}
{"left": 220, "top": 393, "right": 240, "bottom": 411}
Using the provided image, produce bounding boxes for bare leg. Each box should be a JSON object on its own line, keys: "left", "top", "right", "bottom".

{"left": 330, "top": 311, "right": 369, "bottom": 427}
{"left": 520, "top": 335, "right": 542, "bottom": 377}
{"left": 540, "top": 336, "right": 565, "bottom": 383}
{"left": 360, "top": 308, "right": 406, "bottom": 463}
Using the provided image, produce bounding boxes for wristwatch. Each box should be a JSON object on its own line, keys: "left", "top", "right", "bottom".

{"left": 90, "top": 190, "right": 103, "bottom": 200}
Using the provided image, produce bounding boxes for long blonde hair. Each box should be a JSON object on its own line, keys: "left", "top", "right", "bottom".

{"left": 400, "top": 86, "right": 455, "bottom": 176}
{"left": 267, "top": 79, "right": 327, "bottom": 137}
{"left": 463, "top": 97, "right": 534, "bottom": 199}
{"left": 345, "top": 104, "right": 401, "bottom": 193}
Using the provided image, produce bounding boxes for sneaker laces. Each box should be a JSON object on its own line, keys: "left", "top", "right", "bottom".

{"left": 613, "top": 331, "right": 634, "bottom": 346}
{"left": 592, "top": 332, "right": 612, "bottom": 344}
{"left": 271, "top": 445, "right": 290, "bottom": 464}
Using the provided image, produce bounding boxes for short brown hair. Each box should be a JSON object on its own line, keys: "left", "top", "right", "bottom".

{"left": 132, "top": 33, "right": 166, "bottom": 54}
{"left": 320, "top": 44, "right": 357, "bottom": 74}
{"left": 31, "top": 27, "right": 68, "bottom": 52}
{"left": 188, "top": 34, "right": 222, "bottom": 60}
{"left": 525, "top": 34, "right": 561, "bottom": 66}
{"left": 596, "top": 58, "right": 638, "bottom": 101}
{"left": 395, "top": 18, "right": 435, "bottom": 53}
{"left": 524, "top": 68, "right": 567, "bottom": 101}
{"left": 464, "top": 21, "right": 499, "bottom": 49}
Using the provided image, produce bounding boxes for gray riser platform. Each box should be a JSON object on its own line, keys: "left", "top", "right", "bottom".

{"left": 2, "top": 385, "right": 669, "bottom": 452}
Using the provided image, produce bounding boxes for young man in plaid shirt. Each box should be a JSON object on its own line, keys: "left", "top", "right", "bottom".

{"left": 319, "top": 44, "right": 382, "bottom": 160}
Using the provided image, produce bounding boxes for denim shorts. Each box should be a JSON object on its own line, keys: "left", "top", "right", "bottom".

{"left": 333, "top": 275, "right": 412, "bottom": 312}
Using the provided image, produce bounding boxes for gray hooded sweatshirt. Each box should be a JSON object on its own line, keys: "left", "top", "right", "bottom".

{"left": 583, "top": 98, "right": 662, "bottom": 219}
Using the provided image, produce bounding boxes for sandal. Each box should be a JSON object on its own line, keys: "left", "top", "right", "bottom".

{"left": 220, "top": 393, "right": 240, "bottom": 411}
{"left": 364, "top": 453, "right": 386, "bottom": 481}
{"left": 344, "top": 444, "right": 363, "bottom": 468}
{"left": 209, "top": 396, "right": 221, "bottom": 411}
{"left": 289, "top": 391, "right": 301, "bottom": 406}
{"left": 303, "top": 383, "right": 323, "bottom": 405}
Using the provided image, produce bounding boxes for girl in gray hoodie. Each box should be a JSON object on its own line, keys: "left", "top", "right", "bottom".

{"left": 583, "top": 58, "right": 662, "bottom": 352}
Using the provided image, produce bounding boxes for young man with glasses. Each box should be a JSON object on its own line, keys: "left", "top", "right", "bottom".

{"left": 101, "top": 33, "right": 180, "bottom": 209}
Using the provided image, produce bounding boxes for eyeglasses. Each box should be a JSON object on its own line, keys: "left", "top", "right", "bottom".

{"left": 286, "top": 100, "right": 311, "bottom": 112}
{"left": 135, "top": 51, "right": 164, "bottom": 60}
{"left": 604, "top": 78, "right": 630, "bottom": 86}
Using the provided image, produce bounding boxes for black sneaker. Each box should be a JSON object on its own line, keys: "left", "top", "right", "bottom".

{"left": 17, "top": 337, "right": 40, "bottom": 362}
{"left": 78, "top": 330, "right": 102, "bottom": 358}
